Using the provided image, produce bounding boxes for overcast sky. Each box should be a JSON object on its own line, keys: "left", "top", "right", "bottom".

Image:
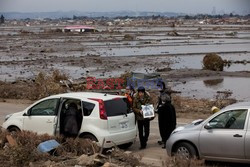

{"left": 0, "top": 0, "right": 250, "bottom": 15}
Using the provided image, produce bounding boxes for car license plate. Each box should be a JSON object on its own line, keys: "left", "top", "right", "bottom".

{"left": 120, "top": 122, "right": 128, "bottom": 129}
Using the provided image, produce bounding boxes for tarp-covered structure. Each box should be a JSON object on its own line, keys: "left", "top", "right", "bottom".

{"left": 127, "top": 72, "right": 162, "bottom": 89}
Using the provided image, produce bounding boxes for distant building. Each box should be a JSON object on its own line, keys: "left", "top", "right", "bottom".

{"left": 63, "top": 25, "right": 97, "bottom": 33}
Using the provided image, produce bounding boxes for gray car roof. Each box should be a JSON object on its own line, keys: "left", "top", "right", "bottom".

{"left": 224, "top": 102, "right": 250, "bottom": 110}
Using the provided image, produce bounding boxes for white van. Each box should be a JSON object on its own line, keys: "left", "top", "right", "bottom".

{"left": 2, "top": 92, "right": 137, "bottom": 148}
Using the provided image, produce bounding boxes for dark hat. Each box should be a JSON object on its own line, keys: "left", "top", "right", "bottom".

{"left": 137, "top": 86, "right": 145, "bottom": 92}
{"left": 157, "top": 80, "right": 166, "bottom": 90}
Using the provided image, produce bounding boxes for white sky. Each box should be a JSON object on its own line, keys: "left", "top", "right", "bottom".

{"left": 0, "top": 0, "right": 249, "bottom": 15}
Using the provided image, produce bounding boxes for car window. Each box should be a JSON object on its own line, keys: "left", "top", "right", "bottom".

{"left": 30, "top": 98, "right": 59, "bottom": 116}
{"left": 104, "top": 98, "right": 130, "bottom": 117}
{"left": 209, "top": 109, "right": 248, "bottom": 129}
{"left": 82, "top": 101, "right": 95, "bottom": 116}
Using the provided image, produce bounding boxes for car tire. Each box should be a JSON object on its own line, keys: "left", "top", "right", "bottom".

{"left": 174, "top": 142, "right": 197, "bottom": 159}
{"left": 82, "top": 134, "right": 98, "bottom": 142}
{"left": 8, "top": 126, "right": 20, "bottom": 133}
{"left": 118, "top": 142, "right": 133, "bottom": 149}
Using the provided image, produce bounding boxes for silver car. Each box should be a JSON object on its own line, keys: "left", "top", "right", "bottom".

{"left": 166, "top": 102, "right": 250, "bottom": 164}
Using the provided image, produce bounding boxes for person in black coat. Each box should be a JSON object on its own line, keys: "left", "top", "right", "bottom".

{"left": 64, "top": 103, "right": 79, "bottom": 138}
{"left": 156, "top": 81, "right": 176, "bottom": 149}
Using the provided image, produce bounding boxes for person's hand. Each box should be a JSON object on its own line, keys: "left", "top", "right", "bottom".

{"left": 140, "top": 110, "right": 143, "bottom": 115}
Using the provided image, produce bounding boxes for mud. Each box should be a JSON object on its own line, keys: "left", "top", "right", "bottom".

{"left": 0, "top": 19, "right": 250, "bottom": 102}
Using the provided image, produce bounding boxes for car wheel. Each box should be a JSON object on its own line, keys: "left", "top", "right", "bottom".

{"left": 118, "top": 142, "right": 133, "bottom": 149}
{"left": 82, "top": 134, "right": 98, "bottom": 142}
{"left": 8, "top": 126, "right": 20, "bottom": 133}
{"left": 174, "top": 142, "right": 197, "bottom": 159}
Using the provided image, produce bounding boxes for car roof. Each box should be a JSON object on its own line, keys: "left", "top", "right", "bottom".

{"left": 49, "top": 92, "right": 125, "bottom": 101}
{"left": 223, "top": 102, "right": 250, "bottom": 110}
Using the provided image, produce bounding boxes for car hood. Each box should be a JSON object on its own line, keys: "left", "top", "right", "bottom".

{"left": 7, "top": 111, "right": 25, "bottom": 119}
{"left": 173, "top": 119, "right": 204, "bottom": 133}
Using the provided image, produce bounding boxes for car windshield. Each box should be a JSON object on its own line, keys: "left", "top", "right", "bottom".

{"left": 104, "top": 98, "right": 130, "bottom": 117}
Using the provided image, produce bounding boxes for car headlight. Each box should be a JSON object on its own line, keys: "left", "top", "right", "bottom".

{"left": 4, "top": 114, "right": 13, "bottom": 122}
{"left": 172, "top": 126, "right": 185, "bottom": 134}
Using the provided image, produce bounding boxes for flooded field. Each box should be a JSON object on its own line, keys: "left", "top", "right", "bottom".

{"left": 172, "top": 77, "right": 250, "bottom": 101}
{"left": 0, "top": 19, "right": 250, "bottom": 101}
{"left": 170, "top": 53, "right": 250, "bottom": 71}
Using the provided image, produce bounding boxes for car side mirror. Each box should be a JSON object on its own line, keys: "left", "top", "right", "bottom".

{"left": 23, "top": 110, "right": 31, "bottom": 116}
{"left": 204, "top": 123, "right": 212, "bottom": 130}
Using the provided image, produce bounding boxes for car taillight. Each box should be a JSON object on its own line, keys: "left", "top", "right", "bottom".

{"left": 88, "top": 98, "right": 107, "bottom": 120}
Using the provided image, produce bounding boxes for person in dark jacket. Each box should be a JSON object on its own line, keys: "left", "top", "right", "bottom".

{"left": 64, "top": 103, "right": 79, "bottom": 138}
{"left": 133, "top": 86, "right": 152, "bottom": 149}
{"left": 156, "top": 81, "right": 176, "bottom": 148}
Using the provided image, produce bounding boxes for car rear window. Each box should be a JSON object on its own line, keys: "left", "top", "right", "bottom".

{"left": 104, "top": 98, "right": 131, "bottom": 117}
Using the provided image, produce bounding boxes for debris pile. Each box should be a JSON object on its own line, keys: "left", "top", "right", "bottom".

{"left": 225, "top": 31, "right": 237, "bottom": 36}
{"left": 203, "top": 78, "right": 224, "bottom": 86}
{"left": 123, "top": 34, "right": 135, "bottom": 40}
{"left": 203, "top": 53, "right": 224, "bottom": 71}
{"left": 167, "top": 30, "right": 180, "bottom": 36}
{"left": 0, "top": 130, "right": 144, "bottom": 167}
{"left": 224, "top": 59, "right": 250, "bottom": 68}
{"left": 173, "top": 95, "right": 236, "bottom": 118}
{"left": 164, "top": 156, "right": 206, "bottom": 167}
{"left": 156, "top": 67, "right": 172, "bottom": 72}
{"left": 0, "top": 70, "right": 68, "bottom": 100}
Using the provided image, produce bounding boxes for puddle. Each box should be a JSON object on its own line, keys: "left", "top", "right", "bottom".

{"left": 0, "top": 65, "right": 36, "bottom": 82}
{"left": 172, "top": 77, "right": 250, "bottom": 101}
{"left": 170, "top": 53, "right": 250, "bottom": 72}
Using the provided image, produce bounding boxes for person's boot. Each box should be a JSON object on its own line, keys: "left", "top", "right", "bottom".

{"left": 162, "top": 144, "right": 166, "bottom": 149}
{"left": 157, "top": 140, "right": 163, "bottom": 145}
{"left": 140, "top": 142, "right": 147, "bottom": 149}
{"left": 140, "top": 145, "right": 146, "bottom": 149}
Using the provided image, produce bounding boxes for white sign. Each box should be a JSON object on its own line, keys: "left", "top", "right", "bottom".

{"left": 142, "top": 104, "right": 154, "bottom": 118}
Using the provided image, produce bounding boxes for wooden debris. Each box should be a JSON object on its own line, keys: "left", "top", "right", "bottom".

{"left": 6, "top": 135, "right": 17, "bottom": 146}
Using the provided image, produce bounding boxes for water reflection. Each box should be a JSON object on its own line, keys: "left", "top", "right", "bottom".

{"left": 203, "top": 78, "right": 224, "bottom": 87}
{"left": 170, "top": 53, "right": 250, "bottom": 72}
{"left": 173, "top": 77, "right": 250, "bottom": 101}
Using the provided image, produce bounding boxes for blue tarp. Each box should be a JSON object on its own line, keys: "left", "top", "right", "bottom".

{"left": 127, "top": 72, "right": 162, "bottom": 89}
{"left": 37, "top": 139, "right": 60, "bottom": 153}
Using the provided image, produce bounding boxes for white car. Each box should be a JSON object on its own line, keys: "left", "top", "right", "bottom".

{"left": 2, "top": 92, "right": 137, "bottom": 148}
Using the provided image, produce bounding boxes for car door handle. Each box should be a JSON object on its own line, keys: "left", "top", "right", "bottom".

{"left": 233, "top": 134, "right": 242, "bottom": 138}
{"left": 46, "top": 120, "right": 52, "bottom": 123}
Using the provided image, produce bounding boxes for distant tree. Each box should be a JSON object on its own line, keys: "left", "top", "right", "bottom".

{"left": 229, "top": 13, "right": 234, "bottom": 17}
{"left": 0, "top": 15, "right": 4, "bottom": 24}
{"left": 184, "top": 15, "right": 190, "bottom": 19}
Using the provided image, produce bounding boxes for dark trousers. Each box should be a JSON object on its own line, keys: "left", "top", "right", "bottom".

{"left": 137, "top": 119, "right": 150, "bottom": 147}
